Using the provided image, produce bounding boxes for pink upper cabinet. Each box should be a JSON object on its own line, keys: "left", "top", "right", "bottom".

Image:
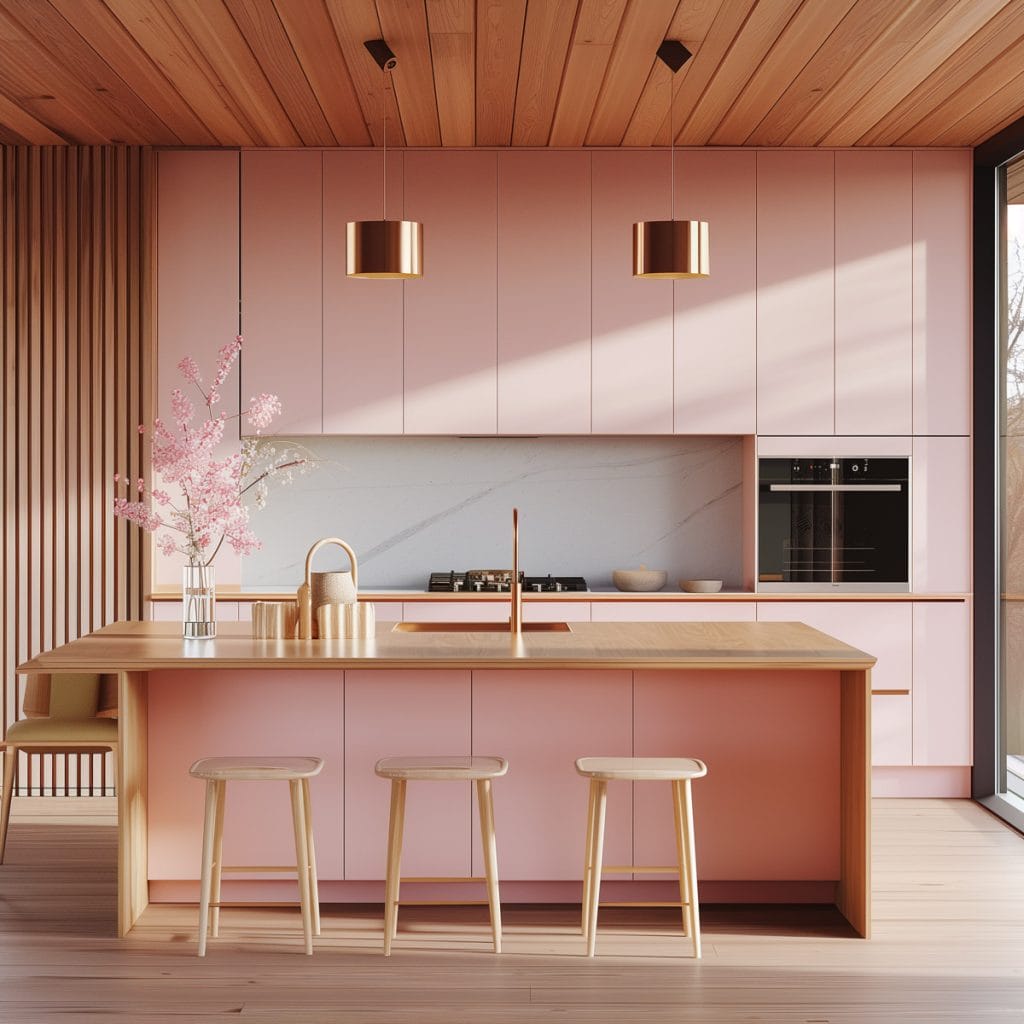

{"left": 591, "top": 151, "right": 673, "bottom": 434}
{"left": 912, "top": 436, "right": 971, "bottom": 593}
{"left": 834, "top": 151, "right": 913, "bottom": 435}
{"left": 756, "top": 151, "right": 835, "bottom": 435}
{"left": 404, "top": 151, "right": 498, "bottom": 434}
{"left": 322, "top": 151, "right": 404, "bottom": 434}
{"left": 498, "top": 152, "right": 591, "bottom": 434}
{"left": 913, "top": 150, "right": 971, "bottom": 436}
{"left": 240, "top": 151, "right": 322, "bottom": 435}
{"left": 674, "top": 150, "right": 757, "bottom": 435}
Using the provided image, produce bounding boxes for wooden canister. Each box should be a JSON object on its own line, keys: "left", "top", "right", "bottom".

{"left": 252, "top": 601, "right": 299, "bottom": 639}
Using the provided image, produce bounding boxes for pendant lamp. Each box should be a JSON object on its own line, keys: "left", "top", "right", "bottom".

{"left": 347, "top": 39, "right": 423, "bottom": 279}
{"left": 633, "top": 41, "right": 709, "bottom": 279}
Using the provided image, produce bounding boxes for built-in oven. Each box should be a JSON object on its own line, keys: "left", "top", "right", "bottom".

{"left": 757, "top": 457, "right": 910, "bottom": 592}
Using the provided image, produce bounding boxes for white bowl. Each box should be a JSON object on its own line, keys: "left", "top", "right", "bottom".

{"left": 612, "top": 568, "right": 668, "bottom": 592}
{"left": 679, "top": 579, "right": 723, "bottom": 593}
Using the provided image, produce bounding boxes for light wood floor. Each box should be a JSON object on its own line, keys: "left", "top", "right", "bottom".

{"left": 1, "top": 798, "right": 1023, "bottom": 1022}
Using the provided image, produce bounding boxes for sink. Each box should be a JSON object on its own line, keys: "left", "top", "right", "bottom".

{"left": 393, "top": 621, "right": 572, "bottom": 633}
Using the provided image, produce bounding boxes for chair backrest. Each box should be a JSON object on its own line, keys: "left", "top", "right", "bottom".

{"left": 23, "top": 674, "right": 101, "bottom": 721}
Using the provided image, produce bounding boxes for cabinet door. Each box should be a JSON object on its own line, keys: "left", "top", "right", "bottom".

{"left": 756, "top": 601, "right": 913, "bottom": 766}
{"left": 148, "top": 670, "right": 344, "bottom": 881}
{"left": 590, "top": 601, "right": 756, "bottom": 622}
{"left": 913, "top": 602, "right": 971, "bottom": 766}
{"left": 498, "top": 152, "right": 591, "bottom": 433}
{"left": 591, "top": 151, "right": 673, "bottom": 433}
{"left": 344, "top": 670, "right": 472, "bottom": 878}
{"left": 404, "top": 151, "right": 498, "bottom": 434}
{"left": 322, "top": 151, "right": 404, "bottom": 433}
{"left": 674, "top": 150, "right": 757, "bottom": 434}
{"left": 835, "top": 151, "right": 913, "bottom": 435}
{"left": 912, "top": 436, "right": 970, "bottom": 593}
{"left": 471, "top": 670, "right": 632, "bottom": 880}
{"left": 241, "top": 151, "right": 322, "bottom": 434}
{"left": 634, "top": 670, "right": 840, "bottom": 880}
{"left": 913, "top": 150, "right": 971, "bottom": 435}
{"left": 756, "top": 151, "right": 835, "bottom": 435}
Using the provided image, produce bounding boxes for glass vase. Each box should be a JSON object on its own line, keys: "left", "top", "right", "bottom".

{"left": 182, "top": 563, "right": 216, "bottom": 639}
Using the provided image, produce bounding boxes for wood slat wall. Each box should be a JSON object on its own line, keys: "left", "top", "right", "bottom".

{"left": 1, "top": 146, "right": 153, "bottom": 796}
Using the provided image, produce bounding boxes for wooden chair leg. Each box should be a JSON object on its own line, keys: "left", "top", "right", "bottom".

{"left": 197, "top": 779, "right": 220, "bottom": 957}
{"left": 677, "top": 778, "right": 701, "bottom": 959}
{"left": 476, "top": 778, "right": 502, "bottom": 954}
{"left": 0, "top": 746, "right": 17, "bottom": 865}
{"left": 581, "top": 779, "right": 597, "bottom": 937}
{"left": 585, "top": 781, "right": 607, "bottom": 958}
{"left": 210, "top": 780, "right": 227, "bottom": 937}
{"left": 289, "top": 780, "right": 314, "bottom": 955}
{"left": 671, "top": 780, "right": 690, "bottom": 938}
{"left": 383, "top": 779, "right": 406, "bottom": 956}
{"left": 301, "top": 778, "right": 321, "bottom": 937}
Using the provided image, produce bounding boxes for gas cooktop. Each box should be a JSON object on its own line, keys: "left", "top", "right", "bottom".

{"left": 428, "top": 570, "right": 588, "bottom": 593}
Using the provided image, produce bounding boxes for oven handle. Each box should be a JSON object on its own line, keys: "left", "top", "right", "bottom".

{"left": 768, "top": 483, "right": 901, "bottom": 492}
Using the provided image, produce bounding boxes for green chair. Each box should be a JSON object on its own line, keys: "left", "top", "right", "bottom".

{"left": 0, "top": 673, "right": 118, "bottom": 863}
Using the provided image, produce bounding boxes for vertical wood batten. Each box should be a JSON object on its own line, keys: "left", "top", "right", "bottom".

{"left": 1, "top": 145, "right": 152, "bottom": 796}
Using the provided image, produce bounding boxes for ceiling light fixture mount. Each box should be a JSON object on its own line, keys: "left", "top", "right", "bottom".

{"left": 633, "top": 40, "right": 709, "bottom": 280}
{"left": 346, "top": 39, "right": 423, "bottom": 279}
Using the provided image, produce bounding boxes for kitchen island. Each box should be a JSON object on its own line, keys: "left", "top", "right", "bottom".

{"left": 18, "top": 620, "right": 874, "bottom": 939}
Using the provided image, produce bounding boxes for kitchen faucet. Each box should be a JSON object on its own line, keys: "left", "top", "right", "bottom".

{"left": 510, "top": 508, "right": 523, "bottom": 634}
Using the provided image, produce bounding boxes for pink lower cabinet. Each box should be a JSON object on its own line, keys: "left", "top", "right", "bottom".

{"left": 591, "top": 601, "right": 756, "bottom": 622}
{"left": 756, "top": 601, "right": 913, "bottom": 766}
{"left": 633, "top": 671, "right": 840, "bottom": 883}
{"left": 471, "top": 670, "right": 632, "bottom": 880}
{"left": 147, "top": 670, "right": 345, "bottom": 886}
{"left": 344, "top": 670, "right": 472, "bottom": 879}
{"left": 913, "top": 601, "right": 971, "bottom": 766}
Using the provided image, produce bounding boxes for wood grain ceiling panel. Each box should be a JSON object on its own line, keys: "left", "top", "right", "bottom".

{"left": 324, "top": 0, "right": 404, "bottom": 147}
{"left": 549, "top": 0, "right": 629, "bottom": 146}
{"left": 0, "top": 0, "right": 1022, "bottom": 148}
{"left": 426, "top": 0, "right": 474, "bottom": 146}
{"left": 584, "top": 0, "right": 679, "bottom": 146}
{"left": 476, "top": 0, "right": 526, "bottom": 145}
{"left": 511, "top": 0, "right": 578, "bottom": 146}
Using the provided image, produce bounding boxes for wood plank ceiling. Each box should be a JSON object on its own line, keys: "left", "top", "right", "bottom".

{"left": 1, "top": 0, "right": 1023, "bottom": 148}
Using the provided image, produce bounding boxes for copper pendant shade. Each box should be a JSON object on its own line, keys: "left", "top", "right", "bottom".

{"left": 634, "top": 40, "right": 709, "bottom": 280}
{"left": 347, "top": 40, "right": 423, "bottom": 280}
{"left": 633, "top": 219, "right": 709, "bottom": 278}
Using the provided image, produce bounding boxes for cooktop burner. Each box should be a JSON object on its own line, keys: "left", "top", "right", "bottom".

{"left": 429, "top": 571, "right": 588, "bottom": 593}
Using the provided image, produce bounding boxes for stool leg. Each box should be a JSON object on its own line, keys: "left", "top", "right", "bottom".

{"left": 671, "top": 779, "right": 689, "bottom": 938}
{"left": 301, "top": 778, "right": 321, "bottom": 937}
{"left": 0, "top": 746, "right": 18, "bottom": 865}
{"left": 585, "top": 780, "right": 607, "bottom": 958}
{"left": 197, "top": 779, "right": 220, "bottom": 957}
{"left": 476, "top": 778, "right": 502, "bottom": 954}
{"left": 383, "top": 778, "right": 406, "bottom": 955}
{"left": 210, "top": 780, "right": 227, "bottom": 938}
{"left": 580, "top": 779, "right": 597, "bottom": 937}
{"left": 289, "top": 780, "right": 314, "bottom": 955}
{"left": 676, "top": 778, "right": 701, "bottom": 959}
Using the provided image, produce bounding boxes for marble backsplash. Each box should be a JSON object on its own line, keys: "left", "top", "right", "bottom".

{"left": 242, "top": 436, "right": 744, "bottom": 590}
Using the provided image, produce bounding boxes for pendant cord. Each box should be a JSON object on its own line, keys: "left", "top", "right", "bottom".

{"left": 382, "top": 68, "right": 387, "bottom": 221}
{"left": 669, "top": 70, "right": 675, "bottom": 221}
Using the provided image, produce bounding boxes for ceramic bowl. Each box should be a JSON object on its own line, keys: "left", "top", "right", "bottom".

{"left": 612, "top": 567, "right": 668, "bottom": 592}
{"left": 679, "top": 579, "right": 723, "bottom": 593}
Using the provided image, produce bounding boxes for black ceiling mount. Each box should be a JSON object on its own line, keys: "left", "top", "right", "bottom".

{"left": 364, "top": 39, "right": 397, "bottom": 71}
{"left": 656, "top": 40, "right": 693, "bottom": 74}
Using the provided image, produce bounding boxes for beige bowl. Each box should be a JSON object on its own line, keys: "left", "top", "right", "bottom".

{"left": 612, "top": 567, "right": 667, "bottom": 592}
{"left": 679, "top": 579, "right": 723, "bottom": 594}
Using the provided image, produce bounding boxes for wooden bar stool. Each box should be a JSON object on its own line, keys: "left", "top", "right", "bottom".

{"left": 374, "top": 755, "right": 508, "bottom": 955}
{"left": 189, "top": 756, "right": 323, "bottom": 956}
{"left": 576, "top": 756, "right": 708, "bottom": 959}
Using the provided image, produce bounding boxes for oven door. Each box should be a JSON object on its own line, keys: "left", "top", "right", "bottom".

{"left": 758, "top": 459, "right": 835, "bottom": 586}
{"left": 832, "top": 458, "right": 909, "bottom": 589}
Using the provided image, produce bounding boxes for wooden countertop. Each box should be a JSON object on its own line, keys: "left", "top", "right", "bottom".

{"left": 18, "top": 620, "right": 876, "bottom": 673}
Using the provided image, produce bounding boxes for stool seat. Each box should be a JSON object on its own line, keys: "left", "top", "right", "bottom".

{"left": 575, "top": 756, "right": 707, "bottom": 782}
{"left": 375, "top": 755, "right": 508, "bottom": 781}
{"left": 190, "top": 756, "right": 324, "bottom": 781}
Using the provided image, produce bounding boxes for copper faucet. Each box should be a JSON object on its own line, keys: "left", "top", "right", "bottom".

{"left": 510, "top": 508, "right": 523, "bottom": 634}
